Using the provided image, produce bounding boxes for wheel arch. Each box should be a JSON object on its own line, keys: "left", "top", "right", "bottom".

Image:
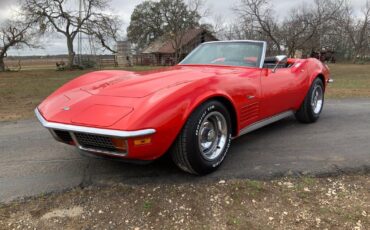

{"left": 316, "top": 73, "right": 326, "bottom": 88}
{"left": 184, "top": 94, "right": 239, "bottom": 137}
{"left": 212, "top": 96, "right": 239, "bottom": 137}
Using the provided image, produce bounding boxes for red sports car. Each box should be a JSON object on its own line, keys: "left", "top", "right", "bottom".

{"left": 36, "top": 40, "right": 332, "bottom": 175}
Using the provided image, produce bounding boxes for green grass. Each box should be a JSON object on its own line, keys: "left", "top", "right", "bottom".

{"left": 326, "top": 64, "right": 370, "bottom": 98}
{"left": 245, "top": 180, "right": 264, "bottom": 192}
{"left": 143, "top": 200, "right": 153, "bottom": 210}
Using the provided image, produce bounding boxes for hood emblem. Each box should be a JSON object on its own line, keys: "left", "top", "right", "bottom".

{"left": 63, "top": 106, "right": 71, "bottom": 111}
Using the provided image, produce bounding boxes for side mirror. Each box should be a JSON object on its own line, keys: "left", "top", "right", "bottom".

{"left": 272, "top": 55, "right": 288, "bottom": 73}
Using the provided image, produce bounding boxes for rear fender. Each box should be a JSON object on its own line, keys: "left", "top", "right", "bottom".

{"left": 308, "top": 59, "right": 330, "bottom": 88}
{"left": 293, "top": 59, "right": 328, "bottom": 109}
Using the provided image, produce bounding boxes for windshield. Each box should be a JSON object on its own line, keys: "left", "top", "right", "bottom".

{"left": 180, "top": 42, "right": 265, "bottom": 68}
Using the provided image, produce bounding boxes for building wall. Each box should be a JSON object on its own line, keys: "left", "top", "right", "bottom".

{"left": 133, "top": 53, "right": 174, "bottom": 66}
{"left": 182, "top": 31, "right": 216, "bottom": 55}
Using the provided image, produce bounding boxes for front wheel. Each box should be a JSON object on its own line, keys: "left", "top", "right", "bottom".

{"left": 295, "top": 78, "right": 325, "bottom": 123}
{"left": 171, "top": 100, "right": 232, "bottom": 175}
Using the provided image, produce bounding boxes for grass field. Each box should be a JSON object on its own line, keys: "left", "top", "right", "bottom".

{"left": 327, "top": 64, "right": 370, "bottom": 98}
{"left": 0, "top": 64, "right": 369, "bottom": 122}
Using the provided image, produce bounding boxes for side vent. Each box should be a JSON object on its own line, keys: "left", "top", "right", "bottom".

{"left": 240, "top": 102, "right": 260, "bottom": 123}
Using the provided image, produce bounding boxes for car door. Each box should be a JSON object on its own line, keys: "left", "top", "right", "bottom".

{"left": 260, "top": 64, "right": 307, "bottom": 119}
{"left": 231, "top": 68, "right": 263, "bottom": 129}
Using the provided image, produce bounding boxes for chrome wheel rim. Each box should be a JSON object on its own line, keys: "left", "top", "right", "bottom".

{"left": 311, "top": 84, "right": 323, "bottom": 114}
{"left": 198, "top": 111, "right": 228, "bottom": 161}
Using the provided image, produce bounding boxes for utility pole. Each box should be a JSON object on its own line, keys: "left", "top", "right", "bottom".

{"left": 77, "top": 0, "right": 83, "bottom": 66}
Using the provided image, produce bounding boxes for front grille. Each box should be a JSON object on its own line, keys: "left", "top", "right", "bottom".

{"left": 74, "top": 132, "right": 117, "bottom": 152}
{"left": 54, "top": 130, "right": 73, "bottom": 143}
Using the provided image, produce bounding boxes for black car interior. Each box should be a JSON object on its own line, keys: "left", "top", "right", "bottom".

{"left": 263, "top": 56, "right": 290, "bottom": 69}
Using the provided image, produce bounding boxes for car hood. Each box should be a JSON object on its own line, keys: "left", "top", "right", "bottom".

{"left": 79, "top": 65, "right": 246, "bottom": 98}
{"left": 39, "top": 65, "right": 256, "bottom": 127}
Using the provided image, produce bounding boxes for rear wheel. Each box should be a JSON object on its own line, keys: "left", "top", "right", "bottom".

{"left": 171, "top": 100, "right": 232, "bottom": 175}
{"left": 295, "top": 78, "right": 324, "bottom": 123}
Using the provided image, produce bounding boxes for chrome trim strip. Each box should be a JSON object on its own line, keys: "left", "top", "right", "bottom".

{"left": 259, "top": 41, "right": 267, "bottom": 68}
{"left": 79, "top": 148, "right": 129, "bottom": 158}
{"left": 238, "top": 110, "right": 294, "bottom": 136}
{"left": 34, "top": 108, "right": 156, "bottom": 138}
{"left": 203, "top": 40, "right": 268, "bottom": 44}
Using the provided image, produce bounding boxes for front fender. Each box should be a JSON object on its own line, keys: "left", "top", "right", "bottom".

{"left": 114, "top": 79, "right": 237, "bottom": 160}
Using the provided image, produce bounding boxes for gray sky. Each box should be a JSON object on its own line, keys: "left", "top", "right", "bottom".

{"left": 0, "top": 0, "right": 366, "bottom": 56}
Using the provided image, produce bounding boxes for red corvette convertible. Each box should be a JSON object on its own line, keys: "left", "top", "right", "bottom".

{"left": 36, "top": 40, "right": 332, "bottom": 175}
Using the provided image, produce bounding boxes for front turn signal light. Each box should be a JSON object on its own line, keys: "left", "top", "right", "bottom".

{"left": 134, "top": 138, "right": 152, "bottom": 146}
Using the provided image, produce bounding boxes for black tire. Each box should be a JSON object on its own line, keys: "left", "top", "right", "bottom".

{"left": 295, "top": 78, "right": 325, "bottom": 123}
{"left": 171, "top": 100, "right": 232, "bottom": 175}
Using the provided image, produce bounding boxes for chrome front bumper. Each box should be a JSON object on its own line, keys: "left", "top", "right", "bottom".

{"left": 35, "top": 108, "right": 156, "bottom": 138}
{"left": 35, "top": 108, "right": 156, "bottom": 157}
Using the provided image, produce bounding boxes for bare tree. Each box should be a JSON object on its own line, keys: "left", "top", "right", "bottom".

{"left": 220, "top": 21, "right": 254, "bottom": 40}
{"left": 309, "top": 0, "right": 346, "bottom": 52}
{"left": 22, "top": 0, "right": 122, "bottom": 69}
{"left": 341, "top": 1, "right": 370, "bottom": 62}
{"left": 0, "top": 20, "right": 37, "bottom": 72}
{"left": 235, "top": 0, "right": 282, "bottom": 53}
{"left": 86, "top": 14, "right": 123, "bottom": 54}
{"left": 230, "top": 0, "right": 347, "bottom": 58}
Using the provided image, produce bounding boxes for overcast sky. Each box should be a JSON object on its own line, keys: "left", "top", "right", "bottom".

{"left": 0, "top": 0, "right": 366, "bottom": 56}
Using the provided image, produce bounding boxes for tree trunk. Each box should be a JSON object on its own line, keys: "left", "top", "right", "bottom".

{"left": 174, "top": 49, "right": 180, "bottom": 64}
{"left": 0, "top": 56, "right": 5, "bottom": 72}
{"left": 288, "top": 46, "right": 295, "bottom": 58}
{"left": 67, "top": 37, "right": 75, "bottom": 69}
{"left": 352, "top": 47, "right": 360, "bottom": 63}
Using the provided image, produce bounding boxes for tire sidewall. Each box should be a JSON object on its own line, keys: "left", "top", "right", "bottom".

{"left": 186, "top": 101, "right": 232, "bottom": 174}
{"left": 308, "top": 78, "right": 325, "bottom": 120}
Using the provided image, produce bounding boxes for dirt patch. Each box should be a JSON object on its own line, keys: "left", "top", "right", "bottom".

{"left": 41, "top": 206, "right": 84, "bottom": 220}
{"left": 0, "top": 175, "right": 368, "bottom": 229}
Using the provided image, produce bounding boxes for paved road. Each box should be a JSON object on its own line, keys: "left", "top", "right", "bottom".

{"left": 1, "top": 99, "right": 369, "bottom": 203}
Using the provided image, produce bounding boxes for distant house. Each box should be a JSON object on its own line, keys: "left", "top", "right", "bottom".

{"left": 135, "top": 28, "right": 218, "bottom": 66}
